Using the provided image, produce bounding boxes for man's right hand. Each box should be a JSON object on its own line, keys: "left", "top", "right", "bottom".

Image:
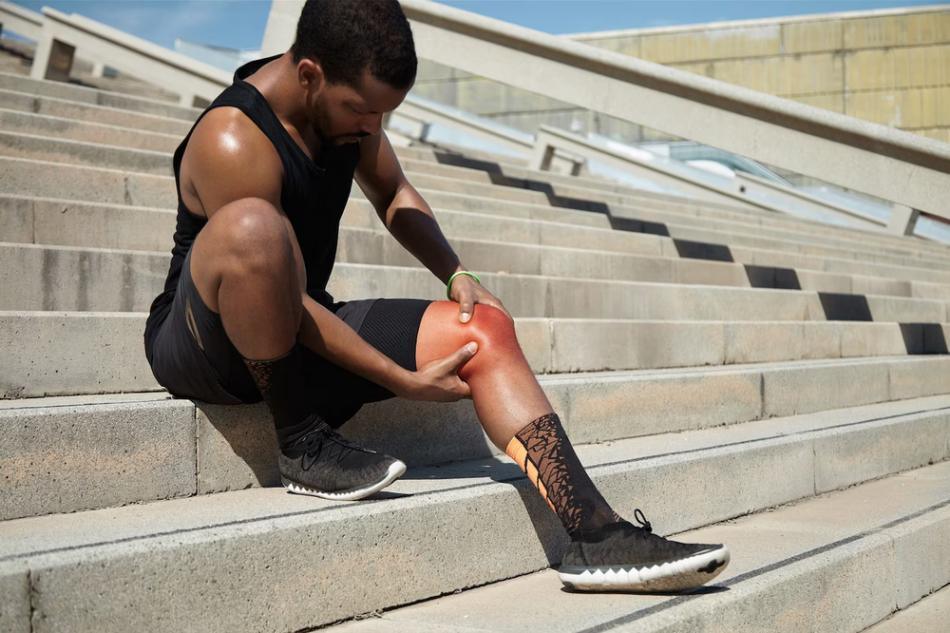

{"left": 395, "top": 342, "right": 478, "bottom": 401}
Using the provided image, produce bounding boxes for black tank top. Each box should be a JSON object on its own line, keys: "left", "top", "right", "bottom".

{"left": 143, "top": 54, "right": 361, "bottom": 363}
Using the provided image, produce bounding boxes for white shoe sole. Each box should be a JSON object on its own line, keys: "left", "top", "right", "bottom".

{"left": 281, "top": 459, "right": 407, "bottom": 501}
{"left": 559, "top": 544, "right": 730, "bottom": 592}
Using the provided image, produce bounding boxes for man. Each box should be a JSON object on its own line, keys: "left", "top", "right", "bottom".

{"left": 143, "top": 0, "right": 729, "bottom": 592}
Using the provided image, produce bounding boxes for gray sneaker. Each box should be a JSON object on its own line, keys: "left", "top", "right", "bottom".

{"left": 559, "top": 510, "right": 730, "bottom": 592}
{"left": 278, "top": 417, "right": 406, "bottom": 501}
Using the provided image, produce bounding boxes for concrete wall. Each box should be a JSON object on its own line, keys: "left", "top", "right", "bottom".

{"left": 262, "top": 2, "right": 949, "bottom": 144}
{"left": 413, "top": 4, "right": 950, "bottom": 145}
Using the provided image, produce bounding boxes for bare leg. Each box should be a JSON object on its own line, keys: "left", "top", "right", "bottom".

{"left": 188, "top": 198, "right": 317, "bottom": 443}
{"left": 189, "top": 198, "right": 305, "bottom": 360}
{"left": 414, "top": 301, "right": 623, "bottom": 537}
{"left": 414, "top": 301, "right": 552, "bottom": 448}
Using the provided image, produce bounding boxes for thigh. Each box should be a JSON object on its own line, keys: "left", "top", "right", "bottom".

{"left": 149, "top": 247, "right": 260, "bottom": 404}
{"left": 305, "top": 297, "right": 433, "bottom": 427}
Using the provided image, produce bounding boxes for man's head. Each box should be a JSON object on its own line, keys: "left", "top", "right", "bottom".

{"left": 290, "top": 0, "right": 417, "bottom": 146}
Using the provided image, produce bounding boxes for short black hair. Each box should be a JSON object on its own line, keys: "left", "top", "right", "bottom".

{"left": 291, "top": 0, "right": 417, "bottom": 90}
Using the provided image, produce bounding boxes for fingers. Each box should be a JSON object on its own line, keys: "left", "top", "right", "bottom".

{"left": 454, "top": 343, "right": 476, "bottom": 399}
{"left": 456, "top": 378, "right": 473, "bottom": 399}
{"left": 453, "top": 341, "right": 477, "bottom": 367}
{"left": 458, "top": 289, "right": 511, "bottom": 323}
{"left": 433, "top": 342, "right": 477, "bottom": 367}
{"left": 458, "top": 292, "right": 475, "bottom": 323}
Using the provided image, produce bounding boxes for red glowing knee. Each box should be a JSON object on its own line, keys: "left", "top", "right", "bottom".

{"left": 415, "top": 301, "right": 522, "bottom": 380}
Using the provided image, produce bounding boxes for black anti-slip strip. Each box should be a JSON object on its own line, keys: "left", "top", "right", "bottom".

{"left": 574, "top": 497, "right": 950, "bottom": 633}
{"left": 2, "top": 405, "right": 948, "bottom": 564}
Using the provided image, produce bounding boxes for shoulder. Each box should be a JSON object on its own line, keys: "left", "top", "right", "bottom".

{"left": 180, "top": 106, "right": 284, "bottom": 215}
{"left": 188, "top": 107, "right": 278, "bottom": 167}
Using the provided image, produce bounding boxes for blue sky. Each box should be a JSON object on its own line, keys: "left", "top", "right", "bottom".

{"left": 12, "top": 0, "right": 941, "bottom": 50}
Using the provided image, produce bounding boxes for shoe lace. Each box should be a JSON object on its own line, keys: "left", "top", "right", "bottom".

{"left": 295, "top": 423, "right": 368, "bottom": 470}
{"left": 629, "top": 508, "right": 653, "bottom": 534}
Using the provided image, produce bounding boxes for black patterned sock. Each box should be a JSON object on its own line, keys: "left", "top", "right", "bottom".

{"left": 241, "top": 345, "right": 320, "bottom": 447}
{"left": 504, "top": 412, "right": 623, "bottom": 538}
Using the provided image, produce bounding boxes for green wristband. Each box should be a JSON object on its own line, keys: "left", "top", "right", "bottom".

{"left": 446, "top": 270, "right": 481, "bottom": 299}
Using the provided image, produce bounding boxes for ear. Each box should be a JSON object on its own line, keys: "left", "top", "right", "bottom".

{"left": 297, "top": 57, "right": 326, "bottom": 93}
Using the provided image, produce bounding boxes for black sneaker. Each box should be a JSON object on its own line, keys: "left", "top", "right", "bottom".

{"left": 278, "top": 417, "right": 406, "bottom": 501}
{"left": 558, "top": 509, "right": 730, "bottom": 592}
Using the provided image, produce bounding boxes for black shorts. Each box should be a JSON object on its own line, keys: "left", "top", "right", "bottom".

{"left": 147, "top": 247, "right": 433, "bottom": 428}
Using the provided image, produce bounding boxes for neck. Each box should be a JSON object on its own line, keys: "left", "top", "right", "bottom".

{"left": 245, "top": 51, "right": 323, "bottom": 156}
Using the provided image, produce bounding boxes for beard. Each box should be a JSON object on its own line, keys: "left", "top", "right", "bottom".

{"left": 311, "top": 99, "right": 368, "bottom": 145}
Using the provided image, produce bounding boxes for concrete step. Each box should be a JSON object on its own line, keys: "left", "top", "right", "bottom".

{"left": 354, "top": 172, "right": 950, "bottom": 270}
{"left": 388, "top": 154, "right": 950, "bottom": 262}
{"left": 412, "top": 140, "right": 529, "bottom": 170}
{"left": 3, "top": 355, "right": 947, "bottom": 519}
{"left": 0, "top": 95, "right": 544, "bottom": 190}
{"left": 3, "top": 160, "right": 949, "bottom": 293}
{"left": 65, "top": 73, "right": 184, "bottom": 105}
{"left": 371, "top": 144, "right": 946, "bottom": 263}
{"left": 2, "top": 136, "right": 947, "bottom": 275}
{"left": 0, "top": 88, "right": 192, "bottom": 135}
{"left": 5, "top": 193, "right": 950, "bottom": 301}
{"left": 0, "top": 72, "right": 199, "bottom": 120}
{"left": 2, "top": 308, "right": 948, "bottom": 399}
{"left": 0, "top": 107, "right": 768, "bottom": 231}
{"left": 0, "top": 83, "right": 700, "bottom": 217}
{"left": 0, "top": 38, "right": 36, "bottom": 58}
{"left": 1, "top": 98, "right": 937, "bottom": 261}
{"left": 0, "top": 67, "right": 942, "bottom": 261}
{"left": 320, "top": 461, "right": 950, "bottom": 633}
{"left": 1, "top": 399, "right": 947, "bottom": 632}
{"left": 0, "top": 56, "right": 28, "bottom": 75}
{"left": 3, "top": 241, "right": 948, "bottom": 324}
{"left": 0, "top": 89, "right": 530, "bottom": 175}
{"left": 0, "top": 107, "right": 180, "bottom": 153}
{"left": 2, "top": 128, "right": 947, "bottom": 271}
{"left": 862, "top": 583, "right": 950, "bottom": 633}
{"left": 397, "top": 159, "right": 950, "bottom": 263}
{"left": 0, "top": 155, "right": 610, "bottom": 229}
{"left": 7, "top": 193, "right": 950, "bottom": 301}
{"left": 0, "top": 109, "right": 509, "bottom": 187}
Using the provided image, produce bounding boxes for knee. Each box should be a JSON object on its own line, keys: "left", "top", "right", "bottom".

{"left": 208, "top": 198, "right": 294, "bottom": 273}
{"left": 438, "top": 302, "right": 521, "bottom": 380}
{"left": 463, "top": 302, "right": 517, "bottom": 346}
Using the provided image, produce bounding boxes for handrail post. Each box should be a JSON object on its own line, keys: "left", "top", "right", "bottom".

{"left": 530, "top": 137, "right": 556, "bottom": 172}
{"left": 418, "top": 121, "right": 432, "bottom": 143}
{"left": 386, "top": 109, "right": 431, "bottom": 142}
{"left": 30, "top": 25, "right": 75, "bottom": 82}
{"left": 887, "top": 205, "right": 921, "bottom": 237}
{"left": 568, "top": 156, "right": 586, "bottom": 176}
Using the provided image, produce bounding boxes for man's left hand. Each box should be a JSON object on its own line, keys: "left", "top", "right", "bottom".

{"left": 449, "top": 274, "right": 512, "bottom": 323}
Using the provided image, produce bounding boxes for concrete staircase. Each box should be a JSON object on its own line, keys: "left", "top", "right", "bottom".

{"left": 0, "top": 44, "right": 948, "bottom": 633}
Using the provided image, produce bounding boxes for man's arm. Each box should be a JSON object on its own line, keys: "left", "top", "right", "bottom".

{"left": 355, "top": 131, "right": 465, "bottom": 284}
{"left": 184, "top": 111, "right": 425, "bottom": 396}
